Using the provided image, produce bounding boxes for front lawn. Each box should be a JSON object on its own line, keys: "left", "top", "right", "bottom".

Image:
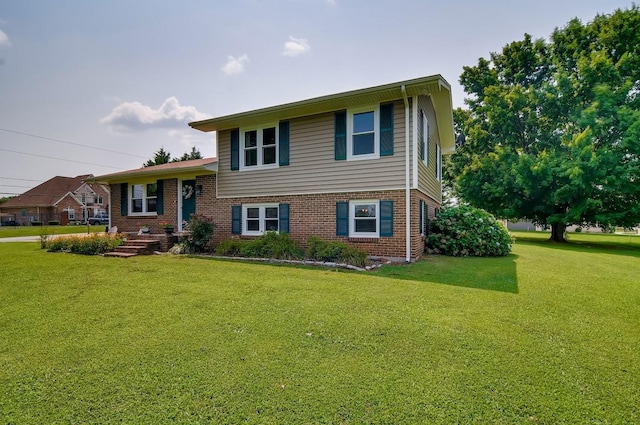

{"left": 0, "top": 238, "right": 638, "bottom": 423}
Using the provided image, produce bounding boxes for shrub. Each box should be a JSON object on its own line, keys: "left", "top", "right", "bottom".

{"left": 181, "top": 214, "right": 214, "bottom": 253}
{"left": 45, "top": 234, "right": 124, "bottom": 255}
{"left": 239, "top": 232, "right": 304, "bottom": 260}
{"left": 48, "top": 220, "right": 60, "bottom": 226}
{"left": 306, "top": 236, "right": 368, "bottom": 267}
{"left": 31, "top": 221, "right": 43, "bottom": 226}
{"left": 215, "top": 239, "right": 249, "bottom": 257}
{"left": 214, "top": 235, "right": 367, "bottom": 267}
{"left": 426, "top": 206, "right": 513, "bottom": 257}
{"left": 168, "top": 241, "right": 189, "bottom": 255}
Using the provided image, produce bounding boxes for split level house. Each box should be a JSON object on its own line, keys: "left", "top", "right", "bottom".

{"left": 90, "top": 75, "right": 455, "bottom": 261}
{"left": 0, "top": 175, "right": 109, "bottom": 225}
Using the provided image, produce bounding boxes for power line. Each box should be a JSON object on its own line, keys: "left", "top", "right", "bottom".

{"left": 0, "top": 148, "right": 125, "bottom": 170}
{"left": 0, "top": 128, "right": 148, "bottom": 159}
{"left": 0, "top": 184, "right": 32, "bottom": 188}
{"left": 0, "top": 176, "right": 43, "bottom": 182}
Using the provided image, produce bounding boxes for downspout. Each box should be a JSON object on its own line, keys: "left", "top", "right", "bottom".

{"left": 401, "top": 85, "right": 411, "bottom": 263}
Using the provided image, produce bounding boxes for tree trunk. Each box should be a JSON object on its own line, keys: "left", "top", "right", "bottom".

{"left": 549, "top": 223, "right": 567, "bottom": 242}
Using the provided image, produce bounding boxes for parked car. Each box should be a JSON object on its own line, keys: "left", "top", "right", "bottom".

{"left": 88, "top": 215, "right": 109, "bottom": 225}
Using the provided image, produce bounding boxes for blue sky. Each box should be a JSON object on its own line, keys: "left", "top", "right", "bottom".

{"left": 0, "top": 0, "right": 634, "bottom": 195}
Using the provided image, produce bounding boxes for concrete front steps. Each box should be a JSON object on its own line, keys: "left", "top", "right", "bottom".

{"left": 104, "top": 239, "right": 161, "bottom": 258}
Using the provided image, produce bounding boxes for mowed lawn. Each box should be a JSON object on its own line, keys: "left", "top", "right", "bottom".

{"left": 0, "top": 235, "right": 638, "bottom": 423}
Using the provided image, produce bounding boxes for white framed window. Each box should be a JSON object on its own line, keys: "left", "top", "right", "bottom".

{"left": 347, "top": 106, "right": 379, "bottom": 160}
{"left": 350, "top": 200, "right": 379, "bottom": 237}
{"left": 242, "top": 204, "right": 279, "bottom": 236}
{"left": 130, "top": 182, "right": 158, "bottom": 215}
{"left": 64, "top": 208, "right": 75, "bottom": 220}
{"left": 436, "top": 144, "right": 442, "bottom": 181}
{"left": 241, "top": 124, "right": 278, "bottom": 169}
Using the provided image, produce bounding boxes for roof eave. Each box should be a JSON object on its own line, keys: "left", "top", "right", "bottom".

{"left": 189, "top": 74, "right": 453, "bottom": 133}
{"left": 87, "top": 162, "right": 218, "bottom": 184}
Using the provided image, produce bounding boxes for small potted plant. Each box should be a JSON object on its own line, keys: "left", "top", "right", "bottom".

{"left": 159, "top": 221, "right": 174, "bottom": 235}
{"left": 137, "top": 221, "right": 150, "bottom": 235}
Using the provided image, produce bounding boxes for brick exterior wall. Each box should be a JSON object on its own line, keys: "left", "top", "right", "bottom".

{"left": 110, "top": 179, "right": 180, "bottom": 235}
{"left": 0, "top": 206, "right": 57, "bottom": 225}
{"left": 411, "top": 190, "right": 441, "bottom": 259}
{"left": 110, "top": 175, "right": 442, "bottom": 260}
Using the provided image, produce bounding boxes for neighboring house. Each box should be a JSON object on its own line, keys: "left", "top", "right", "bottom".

{"left": 91, "top": 75, "right": 455, "bottom": 260}
{"left": 0, "top": 175, "right": 110, "bottom": 225}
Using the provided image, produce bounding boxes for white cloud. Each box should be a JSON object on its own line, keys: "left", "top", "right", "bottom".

{"left": 221, "top": 54, "right": 249, "bottom": 76}
{"left": 0, "top": 29, "right": 10, "bottom": 47}
{"left": 100, "top": 96, "right": 208, "bottom": 132}
{"left": 283, "top": 37, "right": 310, "bottom": 57}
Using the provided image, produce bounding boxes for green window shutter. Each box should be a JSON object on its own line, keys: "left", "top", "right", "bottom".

{"left": 231, "top": 205, "right": 242, "bottom": 235}
{"left": 426, "top": 119, "right": 430, "bottom": 165}
{"left": 156, "top": 180, "right": 164, "bottom": 215}
{"left": 279, "top": 203, "right": 290, "bottom": 234}
{"left": 380, "top": 200, "right": 393, "bottom": 237}
{"left": 419, "top": 199, "right": 423, "bottom": 233}
{"left": 418, "top": 110, "right": 425, "bottom": 161}
{"left": 230, "top": 129, "right": 240, "bottom": 171}
{"left": 336, "top": 201, "right": 349, "bottom": 236}
{"left": 380, "top": 103, "right": 394, "bottom": 156}
{"left": 120, "top": 183, "right": 128, "bottom": 216}
{"left": 279, "top": 121, "right": 290, "bottom": 166}
{"left": 334, "top": 111, "right": 347, "bottom": 161}
{"left": 424, "top": 203, "right": 429, "bottom": 237}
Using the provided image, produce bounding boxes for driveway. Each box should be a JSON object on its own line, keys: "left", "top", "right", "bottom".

{"left": 0, "top": 233, "right": 102, "bottom": 243}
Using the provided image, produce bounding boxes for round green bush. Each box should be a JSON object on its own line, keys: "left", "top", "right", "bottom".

{"left": 426, "top": 206, "right": 513, "bottom": 257}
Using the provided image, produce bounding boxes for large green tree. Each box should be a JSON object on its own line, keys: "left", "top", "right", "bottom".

{"left": 449, "top": 7, "right": 640, "bottom": 241}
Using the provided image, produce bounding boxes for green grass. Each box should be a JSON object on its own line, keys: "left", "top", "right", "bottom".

{"left": 0, "top": 224, "right": 103, "bottom": 238}
{"left": 512, "top": 230, "right": 640, "bottom": 250}
{"left": 0, "top": 236, "right": 638, "bottom": 423}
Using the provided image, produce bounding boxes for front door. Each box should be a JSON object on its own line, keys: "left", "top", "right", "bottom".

{"left": 181, "top": 180, "right": 196, "bottom": 227}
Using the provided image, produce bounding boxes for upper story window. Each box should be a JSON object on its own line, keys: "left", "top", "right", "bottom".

{"left": 347, "top": 106, "right": 379, "bottom": 160}
{"left": 131, "top": 183, "right": 157, "bottom": 214}
{"left": 242, "top": 125, "right": 278, "bottom": 169}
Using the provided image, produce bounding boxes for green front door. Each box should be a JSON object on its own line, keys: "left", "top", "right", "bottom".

{"left": 181, "top": 180, "right": 196, "bottom": 225}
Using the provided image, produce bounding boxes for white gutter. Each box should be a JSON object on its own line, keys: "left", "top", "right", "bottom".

{"left": 402, "top": 85, "right": 411, "bottom": 263}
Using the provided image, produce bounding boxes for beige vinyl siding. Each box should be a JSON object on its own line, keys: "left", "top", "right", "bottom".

{"left": 218, "top": 100, "right": 406, "bottom": 198}
{"left": 417, "top": 95, "right": 442, "bottom": 203}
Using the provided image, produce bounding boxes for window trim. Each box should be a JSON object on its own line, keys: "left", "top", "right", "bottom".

{"left": 129, "top": 182, "right": 158, "bottom": 216}
{"left": 64, "top": 208, "right": 75, "bottom": 220}
{"left": 240, "top": 123, "right": 279, "bottom": 171}
{"left": 242, "top": 203, "right": 280, "bottom": 236}
{"left": 347, "top": 105, "right": 380, "bottom": 161}
{"left": 349, "top": 200, "right": 380, "bottom": 238}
